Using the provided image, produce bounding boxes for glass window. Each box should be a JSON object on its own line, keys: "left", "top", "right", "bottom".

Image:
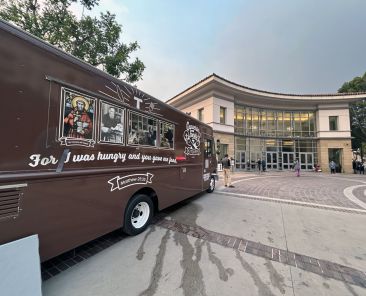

{"left": 205, "top": 139, "right": 213, "bottom": 158}
{"left": 235, "top": 106, "right": 244, "bottom": 134}
{"left": 284, "top": 112, "right": 292, "bottom": 136}
{"left": 234, "top": 105, "right": 317, "bottom": 138}
{"left": 246, "top": 107, "right": 252, "bottom": 134}
{"left": 251, "top": 108, "right": 259, "bottom": 135}
{"left": 276, "top": 111, "right": 283, "bottom": 137}
{"left": 220, "top": 107, "right": 226, "bottom": 124}
{"left": 197, "top": 108, "right": 204, "bottom": 122}
{"left": 160, "top": 121, "right": 174, "bottom": 148}
{"left": 293, "top": 112, "right": 301, "bottom": 130}
{"left": 309, "top": 112, "right": 315, "bottom": 136}
{"left": 293, "top": 112, "right": 301, "bottom": 137}
{"left": 100, "top": 102, "right": 124, "bottom": 144}
{"left": 301, "top": 112, "right": 309, "bottom": 137}
{"left": 260, "top": 110, "right": 267, "bottom": 135}
{"left": 329, "top": 116, "right": 338, "bottom": 131}
{"left": 267, "top": 111, "right": 276, "bottom": 137}
{"left": 219, "top": 144, "right": 228, "bottom": 159}
{"left": 128, "top": 112, "right": 157, "bottom": 146}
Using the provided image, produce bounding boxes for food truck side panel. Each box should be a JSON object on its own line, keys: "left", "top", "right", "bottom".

{"left": 0, "top": 21, "right": 216, "bottom": 261}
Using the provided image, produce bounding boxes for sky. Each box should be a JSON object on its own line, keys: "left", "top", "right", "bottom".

{"left": 70, "top": 0, "right": 366, "bottom": 101}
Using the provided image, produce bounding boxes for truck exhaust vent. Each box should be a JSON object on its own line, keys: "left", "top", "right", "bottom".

{"left": 0, "top": 188, "right": 22, "bottom": 220}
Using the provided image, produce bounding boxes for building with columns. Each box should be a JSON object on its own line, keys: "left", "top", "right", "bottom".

{"left": 167, "top": 74, "right": 366, "bottom": 173}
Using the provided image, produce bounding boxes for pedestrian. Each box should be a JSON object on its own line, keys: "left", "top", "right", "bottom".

{"left": 221, "top": 154, "right": 234, "bottom": 188}
{"left": 361, "top": 162, "right": 365, "bottom": 175}
{"left": 294, "top": 160, "right": 300, "bottom": 177}
{"left": 352, "top": 159, "right": 357, "bottom": 174}
{"left": 357, "top": 161, "right": 362, "bottom": 174}
{"left": 262, "top": 159, "right": 266, "bottom": 172}
{"left": 257, "top": 159, "right": 262, "bottom": 173}
{"left": 329, "top": 160, "right": 336, "bottom": 174}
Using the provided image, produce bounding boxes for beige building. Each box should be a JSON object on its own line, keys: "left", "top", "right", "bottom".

{"left": 168, "top": 74, "right": 366, "bottom": 173}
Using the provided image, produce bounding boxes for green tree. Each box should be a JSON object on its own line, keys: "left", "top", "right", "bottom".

{"left": 0, "top": 0, "right": 145, "bottom": 83}
{"left": 338, "top": 72, "right": 366, "bottom": 149}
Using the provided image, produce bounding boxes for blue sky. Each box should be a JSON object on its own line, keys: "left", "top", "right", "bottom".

{"left": 71, "top": 0, "right": 366, "bottom": 101}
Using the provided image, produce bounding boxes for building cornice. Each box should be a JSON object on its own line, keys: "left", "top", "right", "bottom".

{"left": 167, "top": 73, "right": 366, "bottom": 108}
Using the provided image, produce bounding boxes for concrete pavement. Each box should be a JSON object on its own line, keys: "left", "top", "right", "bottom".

{"left": 42, "top": 171, "right": 366, "bottom": 295}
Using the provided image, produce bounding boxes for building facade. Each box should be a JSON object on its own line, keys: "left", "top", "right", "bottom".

{"left": 168, "top": 74, "right": 366, "bottom": 173}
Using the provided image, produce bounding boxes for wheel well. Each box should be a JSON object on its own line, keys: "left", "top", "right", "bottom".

{"left": 131, "top": 187, "right": 158, "bottom": 213}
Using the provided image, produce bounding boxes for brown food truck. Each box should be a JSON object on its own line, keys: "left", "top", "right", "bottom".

{"left": 0, "top": 20, "right": 217, "bottom": 261}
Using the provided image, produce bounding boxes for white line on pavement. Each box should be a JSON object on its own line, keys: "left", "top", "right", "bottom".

{"left": 216, "top": 190, "right": 366, "bottom": 214}
{"left": 343, "top": 185, "right": 366, "bottom": 210}
{"left": 316, "top": 175, "right": 366, "bottom": 184}
{"left": 232, "top": 175, "right": 283, "bottom": 185}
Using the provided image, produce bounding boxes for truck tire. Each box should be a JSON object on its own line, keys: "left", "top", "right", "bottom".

{"left": 123, "top": 194, "right": 154, "bottom": 235}
{"left": 206, "top": 176, "right": 215, "bottom": 193}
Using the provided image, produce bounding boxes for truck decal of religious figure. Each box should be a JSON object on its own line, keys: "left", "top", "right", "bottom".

{"left": 60, "top": 88, "right": 95, "bottom": 147}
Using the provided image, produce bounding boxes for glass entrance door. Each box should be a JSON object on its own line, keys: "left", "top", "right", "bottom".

{"left": 235, "top": 151, "right": 246, "bottom": 170}
{"left": 282, "top": 152, "right": 295, "bottom": 170}
{"left": 266, "top": 152, "right": 278, "bottom": 169}
{"left": 300, "top": 153, "right": 314, "bottom": 170}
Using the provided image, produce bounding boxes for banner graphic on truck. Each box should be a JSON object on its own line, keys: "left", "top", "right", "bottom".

{"left": 108, "top": 173, "right": 154, "bottom": 191}
{"left": 183, "top": 122, "right": 201, "bottom": 156}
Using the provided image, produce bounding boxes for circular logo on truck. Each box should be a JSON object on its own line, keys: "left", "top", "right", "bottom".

{"left": 183, "top": 122, "right": 201, "bottom": 156}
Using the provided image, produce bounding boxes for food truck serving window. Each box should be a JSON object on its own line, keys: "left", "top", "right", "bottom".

{"left": 160, "top": 121, "right": 174, "bottom": 149}
{"left": 128, "top": 111, "right": 157, "bottom": 146}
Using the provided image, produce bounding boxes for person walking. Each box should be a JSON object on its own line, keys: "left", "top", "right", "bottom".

{"left": 294, "top": 160, "right": 300, "bottom": 177}
{"left": 352, "top": 159, "right": 357, "bottom": 174}
{"left": 361, "top": 162, "right": 365, "bottom": 175}
{"left": 329, "top": 160, "right": 336, "bottom": 174}
{"left": 261, "top": 159, "right": 266, "bottom": 172}
{"left": 257, "top": 159, "right": 262, "bottom": 174}
{"left": 222, "top": 154, "right": 234, "bottom": 188}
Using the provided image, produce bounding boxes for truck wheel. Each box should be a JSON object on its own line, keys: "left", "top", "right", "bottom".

{"left": 123, "top": 194, "right": 154, "bottom": 235}
{"left": 206, "top": 177, "right": 215, "bottom": 193}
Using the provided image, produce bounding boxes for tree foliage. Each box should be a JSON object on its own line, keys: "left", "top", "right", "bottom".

{"left": 0, "top": 0, "right": 145, "bottom": 83}
{"left": 338, "top": 72, "right": 366, "bottom": 148}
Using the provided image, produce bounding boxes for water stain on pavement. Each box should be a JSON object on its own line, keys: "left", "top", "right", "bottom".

{"left": 344, "top": 282, "right": 359, "bottom": 296}
{"left": 138, "top": 229, "right": 170, "bottom": 296}
{"left": 136, "top": 225, "right": 156, "bottom": 260}
{"left": 169, "top": 201, "right": 207, "bottom": 296}
{"left": 235, "top": 250, "right": 275, "bottom": 296}
{"left": 206, "top": 242, "right": 234, "bottom": 281}
{"left": 322, "top": 282, "right": 330, "bottom": 289}
{"left": 264, "top": 260, "right": 286, "bottom": 295}
{"left": 174, "top": 232, "right": 207, "bottom": 296}
{"left": 301, "top": 281, "right": 310, "bottom": 287}
{"left": 168, "top": 202, "right": 203, "bottom": 227}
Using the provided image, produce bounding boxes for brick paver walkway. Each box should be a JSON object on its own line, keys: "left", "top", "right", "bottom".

{"left": 217, "top": 171, "right": 366, "bottom": 212}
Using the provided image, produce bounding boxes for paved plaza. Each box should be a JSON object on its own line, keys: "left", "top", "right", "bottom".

{"left": 219, "top": 170, "right": 366, "bottom": 212}
{"left": 42, "top": 171, "right": 366, "bottom": 296}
